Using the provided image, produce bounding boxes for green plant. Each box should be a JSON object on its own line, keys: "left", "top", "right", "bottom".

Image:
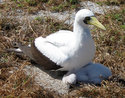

{"left": 120, "top": 25, "right": 125, "bottom": 30}
{"left": 69, "top": 0, "right": 79, "bottom": 4}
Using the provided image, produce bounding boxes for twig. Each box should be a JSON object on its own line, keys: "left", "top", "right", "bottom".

{"left": 28, "top": 19, "right": 37, "bottom": 37}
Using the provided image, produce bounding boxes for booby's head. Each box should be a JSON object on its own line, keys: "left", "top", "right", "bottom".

{"left": 75, "top": 9, "right": 106, "bottom": 30}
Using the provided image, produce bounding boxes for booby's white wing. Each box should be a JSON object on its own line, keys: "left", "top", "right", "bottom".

{"left": 35, "top": 30, "right": 75, "bottom": 66}
{"left": 46, "top": 30, "right": 74, "bottom": 47}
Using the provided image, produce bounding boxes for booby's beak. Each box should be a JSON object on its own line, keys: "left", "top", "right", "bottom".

{"left": 88, "top": 17, "right": 106, "bottom": 30}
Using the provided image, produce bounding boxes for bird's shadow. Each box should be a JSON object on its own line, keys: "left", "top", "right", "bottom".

{"left": 12, "top": 53, "right": 67, "bottom": 80}
{"left": 30, "top": 60, "right": 68, "bottom": 80}
{"left": 29, "top": 60, "right": 125, "bottom": 88}
{"left": 13, "top": 54, "right": 125, "bottom": 88}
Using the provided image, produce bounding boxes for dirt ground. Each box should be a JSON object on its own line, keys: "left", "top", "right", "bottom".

{"left": 0, "top": 0, "right": 125, "bottom": 97}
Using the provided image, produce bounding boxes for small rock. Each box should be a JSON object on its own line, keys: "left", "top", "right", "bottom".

{"left": 80, "top": 1, "right": 120, "bottom": 15}
{"left": 9, "top": 71, "right": 14, "bottom": 74}
{"left": 80, "top": 1, "right": 105, "bottom": 14}
{"left": 16, "top": 9, "right": 23, "bottom": 13}
{"left": 0, "top": 0, "right": 2, "bottom": 3}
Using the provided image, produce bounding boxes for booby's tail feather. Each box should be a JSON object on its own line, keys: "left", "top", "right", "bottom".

{"left": 7, "top": 42, "right": 62, "bottom": 70}
{"left": 6, "top": 47, "right": 23, "bottom": 56}
{"left": 17, "top": 43, "right": 34, "bottom": 60}
{"left": 7, "top": 43, "right": 34, "bottom": 60}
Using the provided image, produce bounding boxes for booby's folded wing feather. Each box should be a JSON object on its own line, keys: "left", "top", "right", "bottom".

{"left": 46, "top": 30, "right": 74, "bottom": 47}
{"left": 35, "top": 30, "right": 74, "bottom": 66}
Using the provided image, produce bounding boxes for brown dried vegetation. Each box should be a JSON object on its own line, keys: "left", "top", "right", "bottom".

{"left": 0, "top": 0, "right": 125, "bottom": 97}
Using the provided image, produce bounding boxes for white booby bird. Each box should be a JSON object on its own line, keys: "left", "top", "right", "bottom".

{"left": 11, "top": 9, "right": 106, "bottom": 84}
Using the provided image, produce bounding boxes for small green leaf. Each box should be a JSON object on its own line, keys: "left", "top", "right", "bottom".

{"left": 120, "top": 25, "right": 125, "bottom": 30}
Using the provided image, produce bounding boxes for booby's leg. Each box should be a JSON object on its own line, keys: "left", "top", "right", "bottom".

{"left": 52, "top": 67, "right": 67, "bottom": 71}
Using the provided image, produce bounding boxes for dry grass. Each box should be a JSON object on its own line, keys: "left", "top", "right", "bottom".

{"left": 0, "top": 0, "right": 125, "bottom": 97}
{"left": 1, "top": 0, "right": 79, "bottom": 14}
{"left": 0, "top": 12, "right": 68, "bottom": 97}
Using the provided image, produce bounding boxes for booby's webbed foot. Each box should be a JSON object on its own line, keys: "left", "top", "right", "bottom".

{"left": 62, "top": 72, "right": 76, "bottom": 85}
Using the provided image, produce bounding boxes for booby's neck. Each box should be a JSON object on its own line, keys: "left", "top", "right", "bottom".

{"left": 73, "top": 20, "right": 91, "bottom": 40}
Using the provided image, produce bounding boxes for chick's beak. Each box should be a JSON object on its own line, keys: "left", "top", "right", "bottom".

{"left": 88, "top": 17, "right": 106, "bottom": 30}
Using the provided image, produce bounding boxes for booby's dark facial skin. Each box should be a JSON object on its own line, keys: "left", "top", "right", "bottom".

{"left": 83, "top": 17, "right": 91, "bottom": 24}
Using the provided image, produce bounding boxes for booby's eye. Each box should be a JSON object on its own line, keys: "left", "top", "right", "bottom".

{"left": 83, "top": 17, "right": 91, "bottom": 24}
